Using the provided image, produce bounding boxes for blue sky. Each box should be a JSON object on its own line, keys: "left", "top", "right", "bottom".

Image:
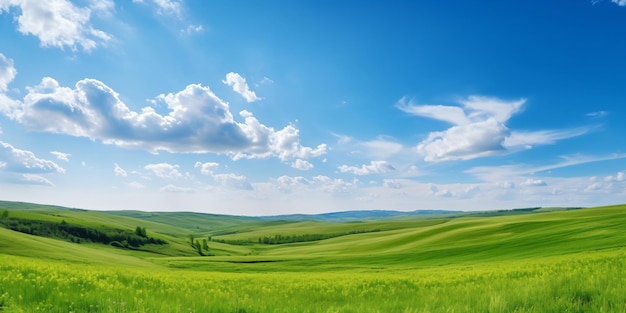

{"left": 0, "top": 0, "right": 625, "bottom": 215}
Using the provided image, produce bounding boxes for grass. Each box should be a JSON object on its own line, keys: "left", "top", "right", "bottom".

{"left": 0, "top": 202, "right": 625, "bottom": 312}
{"left": 0, "top": 249, "right": 624, "bottom": 312}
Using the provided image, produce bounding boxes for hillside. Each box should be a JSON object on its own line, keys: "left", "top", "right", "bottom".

{"left": 0, "top": 201, "right": 625, "bottom": 271}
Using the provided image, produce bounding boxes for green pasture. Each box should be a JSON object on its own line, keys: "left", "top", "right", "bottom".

{"left": 0, "top": 202, "right": 625, "bottom": 312}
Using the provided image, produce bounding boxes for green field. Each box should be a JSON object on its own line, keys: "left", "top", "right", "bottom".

{"left": 0, "top": 201, "right": 625, "bottom": 312}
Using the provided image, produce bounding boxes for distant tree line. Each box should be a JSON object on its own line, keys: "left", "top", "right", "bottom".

{"left": 0, "top": 213, "right": 166, "bottom": 249}
{"left": 257, "top": 229, "right": 381, "bottom": 245}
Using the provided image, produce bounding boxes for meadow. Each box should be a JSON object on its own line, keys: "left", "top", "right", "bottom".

{"left": 0, "top": 202, "right": 625, "bottom": 312}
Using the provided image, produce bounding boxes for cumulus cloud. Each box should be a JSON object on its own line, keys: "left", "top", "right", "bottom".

{"left": 222, "top": 72, "right": 262, "bottom": 103}
{"left": 0, "top": 0, "right": 111, "bottom": 52}
{"left": 144, "top": 163, "right": 182, "bottom": 179}
{"left": 114, "top": 163, "right": 127, "bottom": 177}
{"left": 397, "top": 96, "right": 588, "bottom": 162}
{"left": 0, "top": 141, "right": 65, "bottom": 174}
{"left": 194, "top": 161, "right": 219, "bottom": 175}
{"left": 338, "top": 161, "right": 395, "bottom": 175}
{"left": 0, "top": 141, "right": 64, "bottom": 186}
{"left": 50, "top": 151, "right": 71, "bottom": 162}
{"left": 1, "top": 75, "right": 325, "bottom": 160}
{"left": 291, "top": 159, "right": 313, "bottom": 171}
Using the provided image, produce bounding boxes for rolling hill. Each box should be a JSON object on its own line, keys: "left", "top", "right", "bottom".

{"left": 0, "top": 200, "right": 624, "bottom": 271}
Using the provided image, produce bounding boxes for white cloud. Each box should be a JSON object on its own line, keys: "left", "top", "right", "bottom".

{"left": 521, "top": 179, "right": 547, "bottom": 187}
{"left": 339, "top": 161, "right": 395, "bottom": 175}
{"left": 360, "top": 138, "right": 404, "bottom": 159}
{"left": 604, "top": 171, "right": 624, "bottom": 182}
{"left": 0, "top": 0, "right": 111, "bottom": 52}
{"left": 612, "top": 0, "right": 626, "bottom": 6}
{"left": 114, "top": 163, "right": 127, "bottom": 177}
{"left": 50, "top": 151, "right": 71, "bottom": 162}
{"left": 584, "top": 182, "right": 604, "bottom": 192}
{"left": 0, "top": 141, "right": 63, "bottom": 186}
{"left": 153, "top": 0, "right": 181, "bottom": 16}
{"left": 160, "top": 184, "right": 195, "bottom": 193}
{"left": 213, "top": 173, "right": 253, "bottom": 190}
{"left": 127, "top": 181, "right": 144, "bottom": 189}
{"left": 312, "top": 175, "right": 358, "bottom": 195}
{"left": 430, "top": 184, "right": 452, "bottom": 197}
{"left": 21, "top": 174, "right": 54, "bottom": 186}
{"left": 586, "top": 111, "right": 608, "bottom": 117}
{"left": 468, "top": 153, "right": 626, "bottom": 182}
{"left": 0, "top": 141, "right": 65, "bottom": 174}
{"left": 1, "top": 76, "right": 325, "bottom": 160}
{"left": 383, "top": 179, "right": 402, "bottom": 189}
{"left": 194, "top": 161, "right": 219, "bottom": 175}
{"left": 291, "top": 159, "right": 313, "bottom": 171}
{"left": 181, "top": 24, "right": 203, "bottom": 35}
{"left": 397, "top": 100, "right": 470, "bottom": 125}
{"left": 88, "top": 0, "right": 115, "bottom": 16}
{"left": 504, "top": 128, "right": 590, "bottom": 150}
{"left": 144, "top": 163, "right": 182, "bottom": 179}
{"left": 222, "top": 72, "right": 262, "bottom": 103}
{"left": 498, "top": 181, "right": 515, "bottom": 189}
{"left": 398, "top": 96, "right": 588, "bottom": 162}
{"left": 0, "top": 53, "right": 16, "bottom": 92}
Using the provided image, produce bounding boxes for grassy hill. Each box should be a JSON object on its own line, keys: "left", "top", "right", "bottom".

{"left": 1, "top": 201, "right": 625, "bottom": 312}
{"left": 1, "top": 201, "right": 624, "bottom": 271}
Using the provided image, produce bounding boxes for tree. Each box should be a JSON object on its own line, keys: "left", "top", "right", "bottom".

{"left": 1, "top": 210, "right": 7, "bottom": 220}
{"left": 202, "top": 239, "right": 209, "bottom": 251}
{"left": 135, "top": 226, "right": 146, "bottom": 237}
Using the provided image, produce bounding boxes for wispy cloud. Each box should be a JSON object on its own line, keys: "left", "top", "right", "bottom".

{"left": 114, "top": 163, "right": 127, "bottom": 177}
{"left": 467, "top": 153, "right": 626, "bottom": 182}
{"left": 50, "top": 151, "right": 71, "bottom": 162}
{"left": 398, "top": 96, "right": 590, "bottom": 162}
{"left": 586, "top": 110, "right": 608, "bottom": 117}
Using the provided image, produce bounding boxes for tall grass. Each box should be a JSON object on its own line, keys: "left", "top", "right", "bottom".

{"left": 1, "top": 249, "right": 624, "bottom": 313}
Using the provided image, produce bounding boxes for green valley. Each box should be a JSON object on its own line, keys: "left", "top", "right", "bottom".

{"left": 0, "top": 201, "right": 625, "bottom": 312}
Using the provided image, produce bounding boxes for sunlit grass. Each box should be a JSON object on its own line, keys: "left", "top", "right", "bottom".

{"left": 1, "top": 249, "right": 625, "bottom": 312}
